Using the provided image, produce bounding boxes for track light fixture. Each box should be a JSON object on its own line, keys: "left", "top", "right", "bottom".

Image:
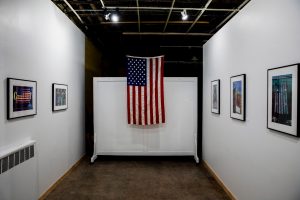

{"left": 181, "top": 9, "right": 188, "bottom": 20}
{"left": 105, "top": 13, "right": 111, "bottom": 20}
{"left": 103, "top": 8, "right": 110, "bottom": 21}
{"left": 103, "top": 8, "right": 120, "bottom": 22}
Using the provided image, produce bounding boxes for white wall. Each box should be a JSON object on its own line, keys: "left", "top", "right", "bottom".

{"left": 0, "top": 0, "right": 85, "bottom": 199}
{"left": 203, "top": 0, "right": 300, "bottom": 200}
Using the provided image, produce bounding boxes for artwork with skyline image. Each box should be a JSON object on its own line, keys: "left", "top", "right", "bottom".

{"left": 272, "top": 74, "right": 292, "bottom": 126}
{"left": 213, "top": 85, "right": 218, "bottom": 109}
{"left": 211, "top": 79, "right": 220, "bottom": 114}
{"left": 52, "top": 83, "right": 68, "bottom": 111}
{"left": 55, "top": 88, "right": 66, "bottom": 106}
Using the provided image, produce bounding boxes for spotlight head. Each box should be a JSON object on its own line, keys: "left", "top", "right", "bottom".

{"left": 104, "top": 13, "right": 111, "bottom": 20}
{"left": 181, "top": 9, "right": 188, "bottom": 20}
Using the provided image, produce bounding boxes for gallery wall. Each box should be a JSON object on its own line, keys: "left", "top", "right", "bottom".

{"left": 203, "top": 0, "right": 300, "bottom": 200}
{"left": 0, "top": 0, "right": 85, "bottom": 198}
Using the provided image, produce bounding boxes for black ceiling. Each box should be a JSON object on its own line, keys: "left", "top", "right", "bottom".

{"left": 51, "top": 0, "right": 250, "bottom": 48}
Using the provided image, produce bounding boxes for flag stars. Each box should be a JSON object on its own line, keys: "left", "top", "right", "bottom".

{"left": 127, "top": 58, "right": 147, "bottom": 86}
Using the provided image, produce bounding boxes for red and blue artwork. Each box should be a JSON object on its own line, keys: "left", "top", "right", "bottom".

{"left": 233, "top": 80, "right": 242, "bottom": 114}
{"left": 13, "top": 86, "right": 33, "bottom": 112}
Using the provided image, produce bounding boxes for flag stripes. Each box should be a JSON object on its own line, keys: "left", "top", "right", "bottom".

{"left": 127, "top": 56, "right": 165, "bottom": 125}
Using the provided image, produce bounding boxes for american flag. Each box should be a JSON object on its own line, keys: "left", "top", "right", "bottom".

{"left": 127, "top": 55, "right": 165, "bottom": 125}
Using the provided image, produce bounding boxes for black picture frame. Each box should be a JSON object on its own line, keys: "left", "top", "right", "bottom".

{"left": 211, "top": 79, "right": 220, "bottom": 114}
{"left": 52, "top": 83, "right": 68, "bottom": 111}
{"left": 230, "top": 74, "right": 246, "bottom": 121}
{"left": 267, "top": 63, "right": 299, "bottom": 137}
{"left": 7, "top": 78, "right": 37, "bottom": 120}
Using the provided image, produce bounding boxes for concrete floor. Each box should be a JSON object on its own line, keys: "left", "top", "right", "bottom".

{"left": 45, "top": 157, "right": 229, "bottom": 200}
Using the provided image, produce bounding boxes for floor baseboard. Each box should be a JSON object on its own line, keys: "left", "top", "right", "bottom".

{"left": 202, "top": 160, "right": 237, "bottom": 200}
{"left": 39, "top": 155, "right": 85, "bottom": 200}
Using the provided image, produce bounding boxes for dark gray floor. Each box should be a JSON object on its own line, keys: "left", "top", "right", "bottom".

{"left": 45, "top": 157, "right": 229, "bottom": 200}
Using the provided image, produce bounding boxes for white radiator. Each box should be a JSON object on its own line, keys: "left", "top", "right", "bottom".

{"left": 0, "top": 140, "right": 38, "bottom": 200}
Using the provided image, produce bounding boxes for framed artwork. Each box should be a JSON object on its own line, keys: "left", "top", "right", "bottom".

{"left": 267, "top": 64, "right": 299, "bottom": 137}
{"left": 230, "top": 74, "right": 246, "bottom": 121}
{"left": 211, "top": 79, "right": 220, "bottom": 114}
{"left": 7, "top": 78, "right": 37, "bottom": 119}
{"left": 52, "top": 83, "right": 68, "bottom": 111}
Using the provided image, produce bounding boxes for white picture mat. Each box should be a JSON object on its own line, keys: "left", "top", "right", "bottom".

{"left": 9, "top": 79, "right": 37, "bottom": 119}
{"left": 230, "top": 75, "right": 245, "bottom": 120}
{"left": 53, "top": 84, "right": 68, "bottom": 110}
{"left": 267, "top": 65, "right": 298, "bottom": 136}
{"left": 211, "top": 80, "right": 220, "bottom": 113}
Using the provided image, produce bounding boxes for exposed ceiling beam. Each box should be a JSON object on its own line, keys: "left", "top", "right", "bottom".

{"left": 74, "top": 7, "right": 238, "bottom": 12}
{"left": 186, "top": 0, "right": 212, "bottom": 33}
{"left": 164, "top": 61, "right": 202, "bottom": 64}
{"left": 90, "top": 1, "right": 102, "bottom": 22}
{"left": 210, "top": 0, "right": 251, "bottom": 34}
{"left": 160, "top": 46, "right": 202, "bottom": 48}
{"left": 163, "top": 0, "right": 176, "bottom": 32}
{"left": 136, "top": 0, "right": 140, "bottom": 32}
{"left": 63, "top": 0, "right": 84, "bottom": 24}
{"left": 99, "top": 0, "right": 105, "bottom": 8}
{"left": 122, "top": 32, "right": 212, "bottom": 36}
{"left": 92, "top": 20, "right": 209, "bottom": 25}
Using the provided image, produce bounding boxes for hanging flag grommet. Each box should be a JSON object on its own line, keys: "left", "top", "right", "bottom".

{"left": 126, "top": 55, "right": 165, "bottom": 125}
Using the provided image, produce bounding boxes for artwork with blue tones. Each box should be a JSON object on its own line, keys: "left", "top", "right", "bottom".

{"left": 13, "top": 86, "right": 33, "bottom": 112}
{"left": 230, "top": 74, "right": 246, "bottom": 121}
{"left": 233, "top": 81, "right": 242, "bottom": 114}
{"left": 7, "top": 78, "right": 37, "bottom": 119}
{"left": 272, "top": 74, "right": 292, "bottom": 126}
{"left": 267, "top": 64, "right": 299, "bottom": 137}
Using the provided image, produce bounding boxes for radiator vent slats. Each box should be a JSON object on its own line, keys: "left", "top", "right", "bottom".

{"left": 0, "top": 145, "right": 34, "bottom": 174}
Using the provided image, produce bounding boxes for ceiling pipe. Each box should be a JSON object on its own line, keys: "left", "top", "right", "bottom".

{"left": 63, "top": 0, "right": 84, "bottom": 24}
{"left": 160, "top": 46, "right": 203, "bottom": 48}
{"left": 136, "top": 0, "right": 141, "bottom": 32}
{"left": 164, "top": 61, "right": 202, "bottom": 64}
{"left": 122, "top": 32, "right": 212, "bottom": 36}
{"left": 163, "top": 0, "right": 176, "bottom": 32}
{"left": 186, "top": 0, "right": 213, "bottom": 33}
{"left": 74, "top": 7, "right": 238, "bottom": 12}
{"left": 94, "top": 20, "right": 209, "bottom": 24}
{"left": 99, "top": 0, "right": 105, "bottom": 8}
{"left": 210, "top": 0, "right": 251, "bottom": 34}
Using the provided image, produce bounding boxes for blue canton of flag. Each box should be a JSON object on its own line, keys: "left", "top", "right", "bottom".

{"left": 127, "top": 57, "right": 147, "bottom": 86}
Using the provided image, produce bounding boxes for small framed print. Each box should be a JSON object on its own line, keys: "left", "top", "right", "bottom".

{"left": 267, "top": 64, "right": 299, "bottom": 137}
{"left": 211, "top": 79, "right": 220, "bottom": 114}
{"left": 52, "top": 83, "right": 68, "bottom": 111}
{"left": 7, "top": 78, "right": 37, "bottom": 119}
{"left": 230, "top": 74, "right": 246, "bottom": 121}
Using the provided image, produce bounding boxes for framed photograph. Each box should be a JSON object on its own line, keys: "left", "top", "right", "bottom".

{"left": 230, "top": 74, "right": 246, "bottom": 121}
{"left": 267, "top": 64, "right": 299, "bottom": 137}
{"left": 211, "top": 79, "right": 220, "bottom": 114}
{"left": 52, "top": 83, "right": 68, "bottom": 111}
{"left": 7, "top": 78, "right": 37, "bottom": 119}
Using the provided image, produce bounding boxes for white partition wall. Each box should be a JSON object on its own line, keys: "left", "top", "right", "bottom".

{"left": 93, "top": 77, "right": 198, "bottom": 162}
